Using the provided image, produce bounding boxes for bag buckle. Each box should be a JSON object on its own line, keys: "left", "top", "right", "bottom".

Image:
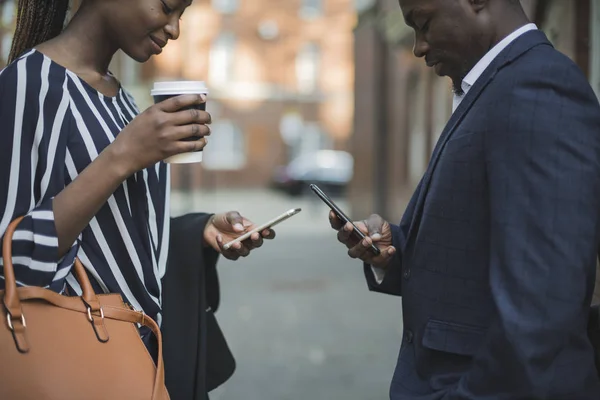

{"left": 86, "top": 306, "right": 105, "bottom": 323}
{"left": 5, "top": 309, "right": 30, "bottom": 353}
{"left": 85, "top": 305, "right": 109, "bottom": 343}
{"left": 6, "top": 310, "right": 26, "bottom": 331}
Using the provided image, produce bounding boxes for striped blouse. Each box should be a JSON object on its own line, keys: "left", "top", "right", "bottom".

{"left": 0, "top": 49, "right": 170, "bottom": 326}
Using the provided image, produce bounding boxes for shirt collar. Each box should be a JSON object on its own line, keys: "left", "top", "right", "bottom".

{"left": 460, "top": 23, "right": 538, "bottom": 94}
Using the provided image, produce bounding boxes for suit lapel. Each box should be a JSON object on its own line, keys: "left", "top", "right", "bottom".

{"left": 405, "top": 30, "right": 552, "bottom": 245}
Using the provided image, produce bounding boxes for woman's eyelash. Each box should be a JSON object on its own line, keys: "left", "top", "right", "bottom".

{"left": 160, "top": 0, "right": 174, "bottom": 14}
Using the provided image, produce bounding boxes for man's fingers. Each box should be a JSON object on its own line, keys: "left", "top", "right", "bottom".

{"left": 337, "top": 230, "right": 351, "bottom": 249}
{"left": 370, "top": 246, "right": 397, "bottom": 268}
{"left": 337, "top": 222, "right": 355, "bottom": 247}
{"left": 329, "top": 211, "right": 344, "bottom": 230}
{"left": 347, "top": 236, "right": 374, "bottom": 260}
{"left": 348, "top": 242, "right": 396, "bottom": 266}
{"left": 353, "top": 220, "right": 369, "bottom": 235}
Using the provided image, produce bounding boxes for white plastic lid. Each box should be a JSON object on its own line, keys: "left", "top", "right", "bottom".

{"left": 151, "top": 81, "right": 209, "bottom": 96}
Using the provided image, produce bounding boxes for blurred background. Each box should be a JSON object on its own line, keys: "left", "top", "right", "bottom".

{"left": 1, "top": 0, "right": 600, "bottom": 398}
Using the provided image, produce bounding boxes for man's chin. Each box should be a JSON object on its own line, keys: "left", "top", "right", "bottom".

{"left": 452, "top": 80, "right": 464, "bottom": 96}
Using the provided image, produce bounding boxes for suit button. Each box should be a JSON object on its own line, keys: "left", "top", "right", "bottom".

{"left": 403, "top": 269, "right": 411, "bottom": 279}
{"left": 405, "top": 329, "right": 414, "bottom": 343}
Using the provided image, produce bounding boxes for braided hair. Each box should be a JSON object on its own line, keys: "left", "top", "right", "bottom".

{"left": 8, "top": 0, "right": 70, "bottom": 64}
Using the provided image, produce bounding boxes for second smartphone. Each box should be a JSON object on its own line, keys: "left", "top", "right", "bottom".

{"left": 309, "top": 184, "right": 381, "bottom": 256}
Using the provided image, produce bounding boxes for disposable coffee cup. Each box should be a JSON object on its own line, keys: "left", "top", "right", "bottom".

{"left": 151, "top": 81, "right": 209, "bottom": 164}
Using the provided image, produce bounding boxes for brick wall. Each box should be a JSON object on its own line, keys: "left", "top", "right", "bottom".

{"left": 147, "top": 0, "right": 357, "bottom": 190}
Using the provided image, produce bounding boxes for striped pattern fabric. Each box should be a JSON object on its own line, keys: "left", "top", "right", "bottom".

{"left": 0, "top": 50, "right": 170, "bottom": 325}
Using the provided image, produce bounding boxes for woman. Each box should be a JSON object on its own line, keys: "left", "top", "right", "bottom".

{"left": 0, "top": 0, "right": 274, "bottom": 398}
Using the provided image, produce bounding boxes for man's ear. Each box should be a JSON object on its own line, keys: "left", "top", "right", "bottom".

{"left": 470, "top": 0, "right": 489, "bottom": 13}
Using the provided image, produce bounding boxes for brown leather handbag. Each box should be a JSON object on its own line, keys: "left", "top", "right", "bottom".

{"left": 0, "top": 217, "right": 170, "bottom": 400}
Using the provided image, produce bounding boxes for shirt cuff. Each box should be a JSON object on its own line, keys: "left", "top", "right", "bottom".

{"left": 371, "top": 265, "right": 386, "bottom": 284}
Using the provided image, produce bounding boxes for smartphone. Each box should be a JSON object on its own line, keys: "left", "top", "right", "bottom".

{"left": 309, "top": 184, "right": 381, "bottom": 256}
{"left": 222, "top": 208, "right": 302, "bottom": 251}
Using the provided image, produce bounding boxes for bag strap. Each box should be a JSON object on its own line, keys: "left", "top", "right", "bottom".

{"left": 102, "top": 305, "right": 166, "bottom": 400}
{"left": 2, "top": 218, "right": 101, "bottom": 314}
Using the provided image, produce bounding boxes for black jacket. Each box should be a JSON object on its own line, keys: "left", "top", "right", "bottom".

{"left": 161, "top": 213, "right": 236, "bottom": 399}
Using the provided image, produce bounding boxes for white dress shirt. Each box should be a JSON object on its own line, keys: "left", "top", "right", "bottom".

{"left": 371, "top": 23, "right": 538, "bottom": 284}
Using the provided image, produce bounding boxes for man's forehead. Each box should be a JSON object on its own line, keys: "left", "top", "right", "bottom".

{"left": 399, "top": 0, "right": 435, "bottom": 15}
{"left": 399, "top": 0, "right": 439, "bottom": 22}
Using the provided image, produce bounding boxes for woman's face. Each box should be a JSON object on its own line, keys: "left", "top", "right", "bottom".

{"left": 97, "top": 0, "right": 191, "bottom": 62}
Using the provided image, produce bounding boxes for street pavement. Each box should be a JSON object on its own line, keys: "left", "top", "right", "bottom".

{"left": 172, "top": 189, "right": 404, "bottom": 400}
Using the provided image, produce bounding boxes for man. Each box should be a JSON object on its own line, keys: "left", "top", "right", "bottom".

{"left": 330, "top": 0, "right": 600, "bottom": 398}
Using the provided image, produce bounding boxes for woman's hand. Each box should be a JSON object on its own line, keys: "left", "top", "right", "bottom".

{"left": 203, "top": 212, "right": 276, "bottom": 261}
{"left": 108, "top": 94, "right": 211, "bottom": 175}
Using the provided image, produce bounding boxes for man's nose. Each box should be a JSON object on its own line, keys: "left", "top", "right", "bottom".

{"left": 413, "top": 34, "right": 429, "bottom": 58}
{"left": 165, "top": 17, "right": 181, "bottom": 41}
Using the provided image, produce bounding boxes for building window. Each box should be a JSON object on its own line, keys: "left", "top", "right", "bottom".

{"left": 203, "top": 120, "right": 246, "bottom": 170}
{"left": 211, "top": 0, "right": 239, "bottom": 14}
{"left": 299, "top": 0, "right": 322, "bottom": 19}
{"left": 209, "top": 32, "right": 236, "bottom": 85}
{"left": 296, "top": 42, "right": 320, "bottom": 94}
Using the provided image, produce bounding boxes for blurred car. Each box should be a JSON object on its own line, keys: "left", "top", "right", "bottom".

{"left": 271, "top": 150, "right": 354, "bottom": 196}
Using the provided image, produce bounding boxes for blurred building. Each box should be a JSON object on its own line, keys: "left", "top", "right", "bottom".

{"left": 0, "top": 0, "right": 358, "bottom": 191}
{"left": 0, "top": 0, "right": 14, "bottom": 63}
{"left": 350, "top": 0, "right": 600, "bottom": 303}
{"left": 143, "top": 0, "right": 358, "bottom": 191}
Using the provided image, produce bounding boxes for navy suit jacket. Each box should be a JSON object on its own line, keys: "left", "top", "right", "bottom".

{"left": 365, "top": 30, "right": 600, "bottom": 399}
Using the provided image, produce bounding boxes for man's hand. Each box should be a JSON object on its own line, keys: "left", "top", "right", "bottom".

{"left": 203, "top": 211, "right": 276, "bottom": 261}
{"left": 329, "top": 212, "right": 396, "bottom": 269}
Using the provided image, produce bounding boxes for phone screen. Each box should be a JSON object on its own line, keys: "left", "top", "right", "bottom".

{"left": 222, "top": 208, "right": 301, "bottom": 250}
{"left": 309, "top": 184, "right": 381, "bottom": 256}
